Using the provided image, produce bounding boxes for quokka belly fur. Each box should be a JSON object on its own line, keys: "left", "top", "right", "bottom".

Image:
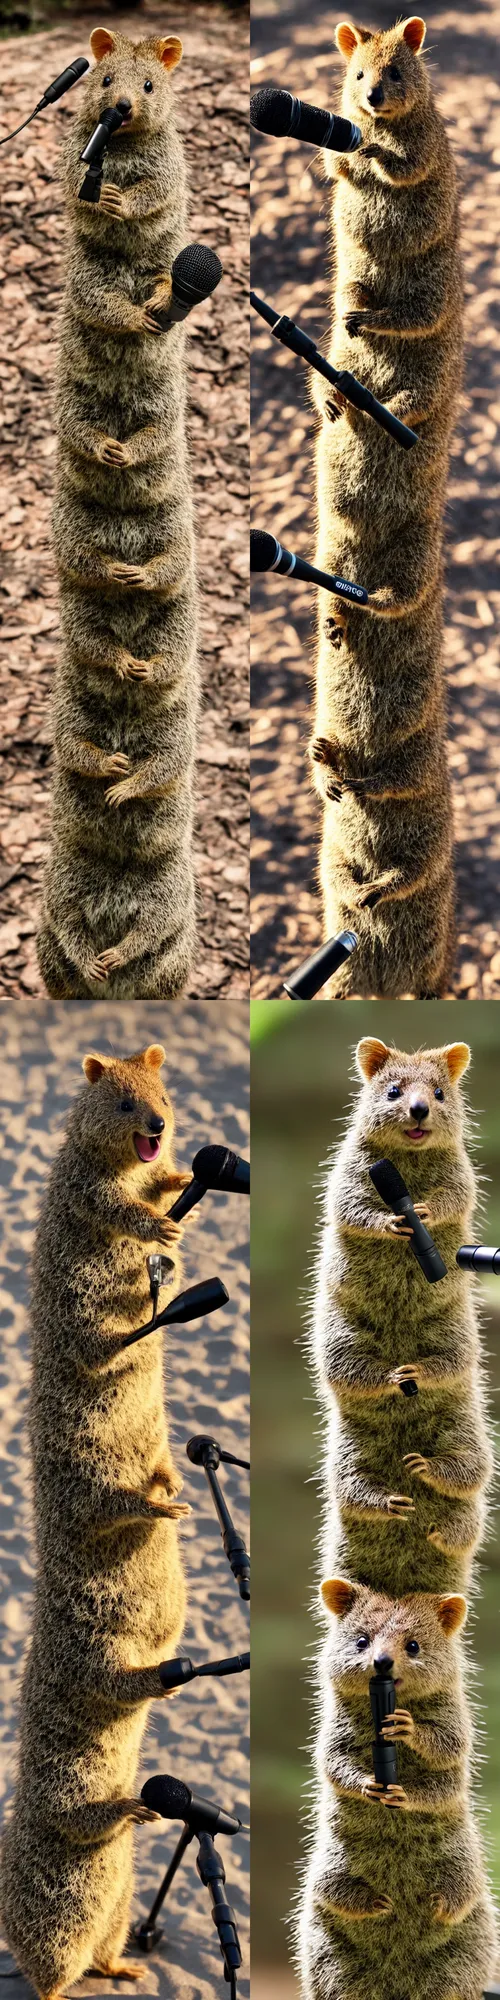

{"left": 0, "top": 1043, "right": 192, "bottom": 1999}
{"left": 298, "top": 1036, "right": 497, "bottom": 2000}
{"left": 310, "top": 17, "right": 463, "bottom": 997}
{"left": 37, "top": 27, "right": 199, "bottom": 999}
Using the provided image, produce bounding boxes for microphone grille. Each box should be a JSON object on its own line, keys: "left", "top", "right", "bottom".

{"left": 172, "top": 243, "right": 223, "bottom": 305}
{"left": 192, "top": 1144, "right": 236, "bottom": 1183}
{"left": 250, "top": 528, "right": 277, "bottom": 573}
{"left": 250, "top": 86, "right": 294, "bottom": 136}
{"left": 141, "top": 1774, "right": 191, "bottom": 1818}
{"left": 369, "top": 1159, "right": 408, "bottom": 1207}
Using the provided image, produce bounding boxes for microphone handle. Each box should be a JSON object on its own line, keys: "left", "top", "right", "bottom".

{"left": 269, "top": 539, "right": 368, "bottom": 605}
{"left": 396, "top": 1197, "right": 447, "bottom": 1284}
{"left": 250, "top": 294, "right": 418, "bottom": 450}
{"left": 456, "top": 1245, "right": 500, "bottom": 1273}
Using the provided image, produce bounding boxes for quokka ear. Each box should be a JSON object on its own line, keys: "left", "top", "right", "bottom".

{"left": 90, "top": 27, "right": 117, "bottom": 60}
{"left": 335, "top": 22, "right": 364, "bottom": 58}
{"left": 142, "top": 1044, "right": 166, "bottom": 1070}
{"left": 401, "top": 17, "right": 426, "bottom": 52}
{"left": 154, "top": 36, "right": 183, "bottom": 70}
{"left": 435, "top": 1594, "right": 468, "bottom": 1637}
{"left": 321, "top": 1577, "right": 358, "bottom": 1617}
{"left": 442, "top": 1043, "right": 471, "bottom": 1084}
{"left": 82, "top": 1053, "right": 109, "bottom": 1083}
{"left": 356, "top": 1037, "right": 391, "bottom": 1081}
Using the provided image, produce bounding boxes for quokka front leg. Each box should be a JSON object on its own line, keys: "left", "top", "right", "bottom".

{"left": 50, "top": 1798, "right": 161, "bottom": 1845}
{"left": 381, "top": 1706, "right": 469, "bottom": 1768}
{"left": 403, "top": 1443, "right": 492, "bottom": 1499}
{"left": 338, "top": 1467, "right": 415, "bottom": 1522}
{"left": 313, "top": 1870, "right": 393, "bottom": 1921}
{"left": 105, "top": 551, "right": 190, "bottom": 593}
{"left": 105, "top": 756, "right": 181, "bottom": 808}
{"left": 56, "top": 731, "right": 130, "bottom": 784}
{"left": 87, "top": 916, "right": 167, "bottom": 987}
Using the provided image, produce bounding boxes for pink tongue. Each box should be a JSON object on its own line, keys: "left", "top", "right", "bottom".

{"left": 135, "top": 1133, "right": 160, "bottom": 1162}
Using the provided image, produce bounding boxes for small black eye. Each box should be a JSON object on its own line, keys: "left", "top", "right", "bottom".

{"left": 103, "top": 75, "right": 112, "bottom": 87}
{"left": 389, "top": 64, "right": 401, "bottom": 80}
{"left": 434, "top": 1087, "right": 444, "bottom": 1101}
{"left": 356, "top": 1633, "right": 370, "bottom": 1652}
{"left": 120, "top": 1096, "right": 134, "bottom": 1113}
{"left": 356, "top": 69, "right": 364, "bottom": 79}
{"left": 405, "top": 1639, "right": 420, "bottom": 1657}
{"left": 387, "top": 1084, "right": 401, "bottom": 1100}
{"left": 144, "top": 79, "right": 153, "bottom": 92}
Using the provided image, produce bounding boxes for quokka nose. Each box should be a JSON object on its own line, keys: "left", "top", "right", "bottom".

{"left": 116, "top": 97, "right": 132, "bottom": 116}
{"left": 374, "top": 1653, "right": 394, "bottom": 1672}
{"left": 367, "top": 84, "right": 384, "bottom": 105}
{"left": 149, "top": 1115, "right": 165, "bottom": 1135}
{"left": 409, "top": 1099, "right": 429, "bottom": 1121}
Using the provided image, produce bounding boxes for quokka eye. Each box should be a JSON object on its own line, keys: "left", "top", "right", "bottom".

{"left": 356, "top": 70, "right": 364, "bottom": 79}
{"left": 387, "top": 1084, "right": 401, "bottom": 1100}
{"left": 405, "top": 1639, "right": 420, "bottom": 1657}
{"left": 120, "top": 1096, "right": 135, "bottom": 1113}
{"left": 144, "top": 79, "right": 153, "bottom": 92}
{"left": 102, "top": 75, "right": 112, "bottom": 87}
{"left": 356, "top": 1633, "right": 370, "bottom": 1652}
{"left": 434, "top": 1087, "right": 444, "bottom": 1101}
{"left": 389, "top": 64, "right": 401, "bottom": 80}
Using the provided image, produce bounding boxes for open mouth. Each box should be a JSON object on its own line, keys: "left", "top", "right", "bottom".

{"left": 405, "top": 1127, "right": 428, "bottom": 1143}
{"left": 134, "top": 1133, "right": 162, "bottom": 1162}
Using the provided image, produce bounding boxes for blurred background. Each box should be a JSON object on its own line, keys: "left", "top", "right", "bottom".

{"left": 252, "top": 999, "right": 500, "bottom": 1998}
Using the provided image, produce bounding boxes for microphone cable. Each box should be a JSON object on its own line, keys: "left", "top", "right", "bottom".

{"left": 0, "top": 58, "right": 89, "bottom": 146}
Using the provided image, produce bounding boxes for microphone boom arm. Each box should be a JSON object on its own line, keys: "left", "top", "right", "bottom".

{"left": 250, "top": 291, "right": 418, "bottom": 450}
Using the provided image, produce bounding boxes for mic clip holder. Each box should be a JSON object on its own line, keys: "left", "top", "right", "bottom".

{"left": 186, "top": 1435, "right": 250, "bottom": 1601}
{"left": 79, "top": 102, "right": 129, "bottom": 204}
{"left": 146, "top": 1252, "right": 175, "bottom": 1325}
{"left": 369, "top": 1666, "right": 397, "bottom": 1790}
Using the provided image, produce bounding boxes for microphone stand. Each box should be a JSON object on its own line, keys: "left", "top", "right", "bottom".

{"left": 132, "top": 1823, "right": 242, "bottom": 1996}
{"left": 186, "top": 1435, "right": 250, "bottom": 1601}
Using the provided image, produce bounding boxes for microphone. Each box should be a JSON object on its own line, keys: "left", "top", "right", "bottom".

{"left": 251, "top": 529, "right": 368, "bottom": 606}
{"left": 369, "top": 1664, "right": 398, "bottom": 1792}
{"left": 148, "top": 244, "right": 223, "bottom": 332}
{"left": 169, "top": 1144, "right": 250, "bottom": 1221}
{"left": 284, "top": 930, "right": 357, "bottom": 1000}
{"left": 250, "top": 86, "right": 361, "bottom": 153}
{"left": 0, "top": 57, "right": 89, "bottom": 145}
{"left": 369, "top": 1160, "right": 447, "bottom": 1285}
{"left": 121, "top": 1276, "right": 229, "bottom": 1349}
{"left": 456, "top": 1246, "right": 500, "bottom": 1274}
{"left": 250, "top": 291, "right": 419, "bottom": 451}
{"left": 159, "top": 1650, "right": 250, "bottom": 1690}
{"left": 79, "top": 101, "right": 131, "bottom": 202}
{"left": 141, "top": 1774, "right": 243, "bottom": 1838}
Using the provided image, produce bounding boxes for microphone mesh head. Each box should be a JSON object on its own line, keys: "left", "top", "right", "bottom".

{"left": 369, "top": 1159, "right": 408, "bottom": 1207}
{"left": 141, "top": 1774, "right": 191, "bottom": 1818}
{"left": 250, "top": 86, "right": 293, "bottom": 136}
{"left": 192, "top": 1144, "right": 236, "bottom": 1185}
{"left": 172, "top": 243, "right": 223, "bottom": 304}
{"left": 250, "top": 529, "right": 276, "bottom": 573}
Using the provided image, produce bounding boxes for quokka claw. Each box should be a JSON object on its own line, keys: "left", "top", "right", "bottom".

{"left": 387, "top": 1494, "right": 415, "bottom": 1517}
{"left": 403, "top": 1453, "right": 430, "bottom": 1479}
{"left": 108, "top": 562, "right": 147, "bottom": 589}
{"left": 105, "top": 777, "right": 136, "bottom": 808}
{"left": 381, "top": 1708, "right": 414, "bottom": 1741}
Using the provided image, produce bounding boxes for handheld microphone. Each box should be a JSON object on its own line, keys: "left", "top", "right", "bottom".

{"left": 456, "top": 1246, "right": 500, "bottom": 1274}
{"left": 369, "top": 1160, "right": 447, "bottom": 1285}
{"left": 79, "top": 101, "right": 130, "bottom": 202}
{"left": 168, "top": 1144, "right": 250, "bottom": 1221}
{"left": 141, "top": 1774, "right": 244, "bottom": 1838}
{"left": 283, "top": 930, "right": 357, "bottom": 999}
{"left": 148, "top": 244, "right": 223, "bottom": 332}
{"left": 251, "top": 529, "right": 368, "bottom": 606}
{"left": 0, "top": 57, "right": 89, "bottom": 146}
{"left": 121, "top": 1276, "right": 229, "bottom": 1349}
{"left": 250, "top": 85, "right": 361, "bottom": 153}
{"left": 250, "top": 291, "right": 419, "bottom": 451}
{"left": 159, "top": 1650, "right": 250, "bottom": 1690}
{"left": 369, "top": 1665, "right": 398, "bottom": 1791}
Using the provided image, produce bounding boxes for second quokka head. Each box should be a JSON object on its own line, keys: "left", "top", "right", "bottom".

{"left": 77, "top": 1043, "right": 175, "bottom": 1170}
{"left": 335, "top": 17, "right": 429, "bottom": 127}
{"left": 354, "top": 1036, "right": 471, "bottom": 1155}
{"left": 321, "top": 1577, "right": 467, "bottom": 1697}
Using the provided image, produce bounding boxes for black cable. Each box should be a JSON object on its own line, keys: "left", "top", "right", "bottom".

{"left": 0, "top": 59, "right": 89, "bottom": 147}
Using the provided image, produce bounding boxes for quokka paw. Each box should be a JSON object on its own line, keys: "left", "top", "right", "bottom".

{"left": 105, "top": 774, "right": 138, "bottom": 808}
{"left": 156, "top": 1215, "right": 183, "bottom": 1249}
{"left": 107, "top": 561, "right": 148, "bottom": 590}
{"left": 103, "top": 753, "right": 129, "bottom": 780}
{"left": 403, "top": 1452, "right": 430, "bottom": 1483}
{"left": 389, "top": 1362, "right": 422, "bottom": 1388}
{"left": 381, "top": 1708, "right": 414, "bottom": 1743}
{"left": 354, "top": 881, "right": 388, "bottom": 911}
{"left": 345, "top": 309, "right": 374, "bottom": 338}
{"left": 86, "top": 947, "right": 122, "bottom": 983}
{"left": 139, "top": 303, "right": 163, "bottom": 336}
{"left": 99, "top": 182, "right": 126, "bottom": 218}
{"left": 386, "top": 1494, "right": 415, "bottom": 1518}
{"left": 363, "top": 1780, "right": 408, "bottom": 1811}
{"left": 93, "top": 1960, "right": 147, "bottom": 1982}
{"left": 121, "top": 653, "right": 155, "bottom": 680}
{"left": 129, "top": 1802, "right": 162, "bottom": 1825}
{"left": 99, "top": 437, "right": 131, "bottom": 467}
{"left": 430, "top": 1894, "right": 460, "bottom": 1924}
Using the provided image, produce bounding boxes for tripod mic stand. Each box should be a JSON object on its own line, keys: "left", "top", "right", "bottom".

{"left": 186, "top": 1435, "right": 250, "bottom": 1601}
{"left": 131, "top": 1774, "right": 246, "bottom": 1994}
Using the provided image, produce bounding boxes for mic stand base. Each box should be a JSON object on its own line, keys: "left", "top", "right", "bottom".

{"left": 130, "top": 1822, "right": 193, "bottom": 1953}
{"left": 130, "top": 1918, "right": 164, "bottom": 1954}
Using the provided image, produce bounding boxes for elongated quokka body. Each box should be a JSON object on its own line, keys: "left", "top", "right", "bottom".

{"left": 310, "top": 18, "right": 462, "bottom": 997}
{"left": 299, "top": 1581, "right": 497, "bottom": 2000}
{"left": 299, "top": 1037, "right": 497, "bottom": 2000}
{"left": 37, "top": 28, "right": 198, "bottom": 998}
{"left": 0, "top": 1045, "right": 192, "bottom": 1999}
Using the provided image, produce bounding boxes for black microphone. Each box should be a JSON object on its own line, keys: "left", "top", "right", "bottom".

{"left": 250, "top": 86, "right": 361, "bottom": 153}
{"left": 369, "top": 1665, "right": 398, "bottom": 1792}
{"left": 456, "top": 1246, "right": 500, "bottom": 1274}
{"left": 121, "top": 1276, "right": 229, "bottom": 1349}
{"left": 148, "top": 244, "right": 223, "bottom": 332}
{"left": 141, "top": 1774, "right": 243, "bottom": 1838}
{"left": 250, "top": 291, "right": 419, "bottom": 451}
{"left": 284, "top": 930, "right": 357, "bottom": 1000}
{"left": 0, "top": 57, "right": 89, "bottom": 146}
{"left": 369, "top": 1160, "right": 447, "bottom": 1285}
{"left": 169, "top": 1144, "right": 250, "bottom": 1221}
{"left": 79, "top": 101, "right": 131, "bottom": 203}
{"left": 251, "top": 529, "right": 368, "bottom": 606}
{"left": 159, "top": 1651, "right": 250, "bottom": 1690}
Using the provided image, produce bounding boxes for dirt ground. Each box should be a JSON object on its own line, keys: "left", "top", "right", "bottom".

{"left": 0, "top": 999, "right": 249, "bottom": 2000}
{"left": 251, "top": 0, "right": 500, "bottom": 998}
{"left": 0, "top": 1, "right": 249, "bottom": 999}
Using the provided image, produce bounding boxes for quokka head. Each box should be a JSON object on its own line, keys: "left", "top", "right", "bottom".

{"left": 82, "top": 27, "right": 182, "bottom": 139}
{"left": 79, "top": 1044, "right": 175, "bottom": 1171}
{"left": 354, "top": 1037, "right": 471, "bottom": 1154}
{"left": 335, "top": 17, "right": 429, "bottom": 127}
{"left": 321, "top": 1577, "right": 467, "bottom": 1696}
